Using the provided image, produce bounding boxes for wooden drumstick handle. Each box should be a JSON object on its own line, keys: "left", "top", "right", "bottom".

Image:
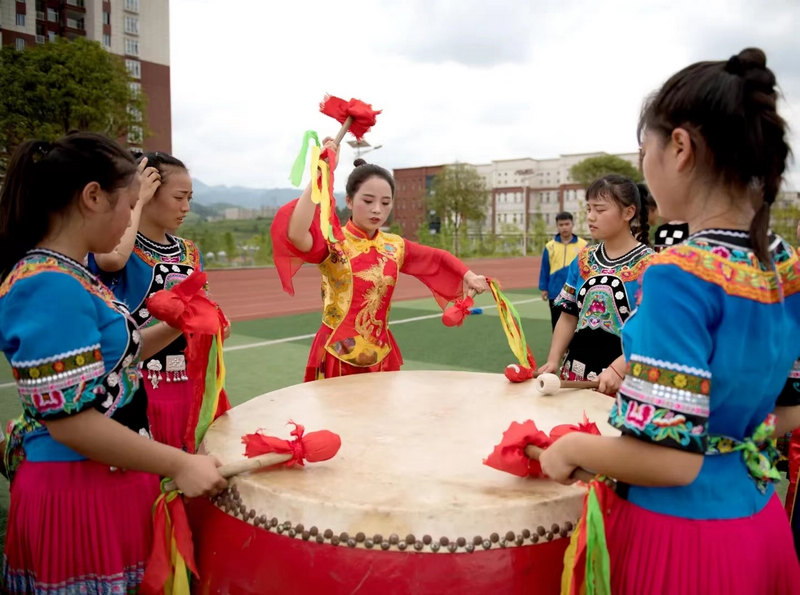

{"left": 560, "top": 380, "right": 600, "bottom": 390}
{"left": 524, "top": 444, "right": 596, "bottom": 484}
{"left": 333, "top": 116, "right": 354, "bottom": 145}
{"left": 163, "top": 452, "right": 293, "bottom": 492}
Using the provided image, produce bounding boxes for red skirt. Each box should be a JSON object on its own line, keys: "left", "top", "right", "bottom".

{"left": 303, "top": 324, "right": 403, "bottom": 382}
{"left": 146, "top": 377, "right": 193, "bottom": 450}
{"left": 604, "top": 488, "right": 800, "bottom": 594}
{"left": 3, "top": 459, "right": 160, "bottom": 593}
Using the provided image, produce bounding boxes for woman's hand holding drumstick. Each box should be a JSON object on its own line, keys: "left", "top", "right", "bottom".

{"left": 524, "top": 444, "right": 595, "bottom": 484}
{"left": 164, "top": 452, "right": 292, "bottom": 492}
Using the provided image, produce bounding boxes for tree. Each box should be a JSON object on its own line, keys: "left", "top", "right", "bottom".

{"left": 429, "top": 163, "right": 489, "bottom": 256}
{"left": 0, "top": 37, "right": 146, "bottom": 177}
{"left": 223, "top": 232, "right": 239, "bottom": 262}
{"left": 569, "top": 155, "right": 642, "bottom": 187}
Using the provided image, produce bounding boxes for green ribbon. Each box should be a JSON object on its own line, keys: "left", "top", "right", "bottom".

{"left": 289, "top": 130, "right": 320, "bottom": 187}
{"left": 706, "top": 419, "right": 782, "bottom": 493}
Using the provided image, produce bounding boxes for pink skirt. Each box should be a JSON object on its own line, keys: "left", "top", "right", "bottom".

{"left": 3, "top": 459, "right": 160, "bottom": 593}
{"left": 146, "top": 377, "right": 193, "bottom": 450}
{"left": 605, "top": 488, "right": 800, "bottom": 594}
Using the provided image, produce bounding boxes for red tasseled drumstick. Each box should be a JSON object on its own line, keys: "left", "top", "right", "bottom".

{"left": 319, "top": 95, "right": 381, "bottom": 144}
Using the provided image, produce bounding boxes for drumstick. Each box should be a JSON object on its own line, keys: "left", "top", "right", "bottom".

{"left": 524, "top": 444, "right": 595, "bottom": 483}
{"left": 535, "top": 372, "right": 600, "bottom": 395}
{"left": 163, "top": 452, "right": 293, "bottom": 492}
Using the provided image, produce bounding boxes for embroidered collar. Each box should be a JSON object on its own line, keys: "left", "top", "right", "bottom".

{"left": 136, "top": 232, "right": 181, "bottom": 258}
{"left": 345, "top": 219, "right": 380, "bottom": 240}
{"left": 595, "top": 242, "right": 651, "bottom": 267}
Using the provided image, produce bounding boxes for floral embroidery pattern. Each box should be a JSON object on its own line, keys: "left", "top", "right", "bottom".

{"left": 13, "top": 347, "right": 102, "bottom": 383}
{"left": 610, "top": 394, "right": 707, "bottom": 453}
{"left": 0, "top": 251, "right": 116, "bottom": 308}
{"left": 628, "top": 360, "right": 711, "bottom": 396}
{"left": 657, "top": 238, "right": 800, "bottom": 303}
{"left": 579, "top": 244, "right": 653, "bottom": 283}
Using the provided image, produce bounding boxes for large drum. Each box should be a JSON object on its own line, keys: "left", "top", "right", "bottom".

{"left": 188, "top": 371, "right": 617, "bottom": 594}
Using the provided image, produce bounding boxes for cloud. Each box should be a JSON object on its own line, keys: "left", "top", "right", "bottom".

{"left": 168, "top": 0, "right": 800, "bottom": 191}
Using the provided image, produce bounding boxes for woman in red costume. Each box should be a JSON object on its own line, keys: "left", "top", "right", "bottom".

{"left": 272, "top": 139, "right": 489, "bottom": 381}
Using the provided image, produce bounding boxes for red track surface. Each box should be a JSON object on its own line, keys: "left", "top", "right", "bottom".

{"left": 207, "top": 256, "right": 543, "bottom": 321}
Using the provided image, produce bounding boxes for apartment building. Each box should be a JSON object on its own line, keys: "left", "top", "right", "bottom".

{"left": 0, "top": 0, "right": 171, "bottom": 152}
{"left": 393, "top": 152, "right": 639, "bottom": 238}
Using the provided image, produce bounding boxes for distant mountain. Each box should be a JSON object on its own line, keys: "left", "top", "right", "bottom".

{"left": 192, "top": 180, "right": 301, "bottom": 209}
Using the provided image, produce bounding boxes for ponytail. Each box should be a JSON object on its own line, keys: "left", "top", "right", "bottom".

{"left": 0, "top": 132, "right": 137, "bottom": 280}
{"left": 0, "top": 141, "right": 54, "bottom": 280}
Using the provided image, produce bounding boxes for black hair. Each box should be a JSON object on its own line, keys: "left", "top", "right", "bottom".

{"left": 586, "top": 174, "right": 650, "bottom": 246}
{"left": 555, "top": 211, "right": 574, "bottom": 222}
{"left": 346, "top": 158, "right": 395, "bottom": 198}
{"left": 0, "top": 132, "right": 137, "bottom": 280}
{"left": 637, "top": 183, "right": 657, "bottom": 213}
{"left": 638, "top": 47, "right": 790, "bottom": 265}
{"left": 140, "top": 150, "right": 187, "bottom": 182}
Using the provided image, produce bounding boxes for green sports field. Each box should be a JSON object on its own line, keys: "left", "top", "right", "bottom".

{"left": 0, "top": 288, "right": 555, "bottom": 539}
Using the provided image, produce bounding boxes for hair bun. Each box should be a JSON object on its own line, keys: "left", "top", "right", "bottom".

{"left": 353, "top": 158, "right": 367, "bottom": 167}
{"left": 725, "top": 48, "right": 775, "bottom": 94}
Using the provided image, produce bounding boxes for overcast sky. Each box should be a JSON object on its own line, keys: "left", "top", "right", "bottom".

{"left": 169, "top": 0, "right": 800, "bottom": 192}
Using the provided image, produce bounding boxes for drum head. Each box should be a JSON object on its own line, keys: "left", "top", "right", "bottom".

{"left": 202, "top": 370, "right": 617, "bottom": 552}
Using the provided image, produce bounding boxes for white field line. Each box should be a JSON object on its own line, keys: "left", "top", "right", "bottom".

{"left": 0, "top": 297, "right": 539, "bottom": 388}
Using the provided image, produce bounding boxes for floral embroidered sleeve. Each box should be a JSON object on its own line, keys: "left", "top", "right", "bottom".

{"left": 776, "top": 359, "right": 800, "bottom": 406}
{"left": 609, "top": 264, "right": 719, "bottom": 454}
{"left": 553, "top": 257, "right": 579, "bottom": 316}
{"left": 3, "top": 274, "right": 107, "bottom": 420}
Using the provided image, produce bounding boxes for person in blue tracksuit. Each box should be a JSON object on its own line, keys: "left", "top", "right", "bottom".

{"left": 538, "top": 212, "right": 587, "bottom": 329}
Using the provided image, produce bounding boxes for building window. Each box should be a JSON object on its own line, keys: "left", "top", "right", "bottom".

{"left": 124, "top": 37, "right": 139, "bottom": 55}
{"left": 16, "top": 13, "right": 26, "bottom": 26}
{"left": 125, "top": 59, "right": 140, "bottom": 79}
{"left": 102, "top": 11, "right": 110, "bottom": 25}
{"left": 47, "top": 8, "right": 58, "bottom": 22}
{"left": 15, "top": 37, "right": 25, "bottom": 50}
{"left": 102, "top": 33, "right": 111, "bottom": 47}
{"left": 127, "top": 105, "right": 142, "bottom": 122}
{"left": 47, "top": 30, "right": 56, "bottom": 41}
{"left": 127, "top": 125, "right": 143, "bottom": 145}
{"left": 129, "top": 81, "right": 141, "bottom": 96}
{"left": 124, "top": 0, "right": 140, "bottom": 12}
{"left": 124, "top": 15, "right": 138, "bottom": 34}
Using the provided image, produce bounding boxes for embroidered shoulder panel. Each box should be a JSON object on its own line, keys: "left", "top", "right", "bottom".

{"left": 0, "top": 252, "right": 116, "bottom": 308}
{"left": 656, "top": 238, "right": 800, "bottom": 303}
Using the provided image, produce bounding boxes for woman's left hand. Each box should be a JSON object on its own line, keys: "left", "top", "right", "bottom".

{"left": 463, "top": 271, "right": 489, "bottom": 295}
{"left": 538, "top": 434, "right": 580, "bottom": 485}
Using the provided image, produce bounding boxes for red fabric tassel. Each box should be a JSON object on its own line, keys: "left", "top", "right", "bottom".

{"left": 504, "top": 363, "right": 535, "bottom": 383}
{"left": 140, "top": 490, "right": 198, "bottom": 594}
{"left": 549, "top": 411, "right": 602, "bottom": 442}
{"left": 241, "top": 422, "right": 341, "bottom": 467}
{"left": 319, "top": 95, "right": 381, "bottom": 140}
{"left": 441, "top": 295, "right": 474, "bottom": 327}
{"left": 483, "top": 420, "right": 552, "bottom": 477}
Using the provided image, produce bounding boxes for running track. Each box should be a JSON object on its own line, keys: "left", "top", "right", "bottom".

{"left": 207, "top": 256, "right": 543, "bottom": 321}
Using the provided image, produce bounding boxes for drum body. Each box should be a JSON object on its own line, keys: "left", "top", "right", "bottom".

{"left": 189, "top": 371, "right": 616, "bottom": 595}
